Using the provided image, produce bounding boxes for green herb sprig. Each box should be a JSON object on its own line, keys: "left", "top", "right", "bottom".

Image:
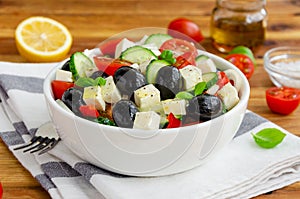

{"left": 159, "top": 50, "right": 176, "bottom": 64}
{"left": 75, "top": 77, "right": 106, "bottom": 87}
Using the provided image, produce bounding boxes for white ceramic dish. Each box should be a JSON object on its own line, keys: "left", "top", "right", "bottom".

{"left": 44, "top": 28, "right": 250, "bottom": 176}
{"left": 44, "top": 52, "right": 249, "bottom": 177}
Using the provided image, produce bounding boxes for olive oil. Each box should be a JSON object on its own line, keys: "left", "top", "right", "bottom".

{"left": 211, "top": 17, "right": 266, "bottom": 53}
{"left": 210, "top": 0, "right": 267, "bottom": 53}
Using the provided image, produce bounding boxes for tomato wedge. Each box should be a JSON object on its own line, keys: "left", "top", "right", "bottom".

{"left": 225, "top": 54, "right": 255, "bottom": 79}
{"left": 79, "top": 105, "right": 100, "bottom": 118}
{"left": 98, "top": 38, "right": 123, "bottom": 57}
{"left": 51, "top": 80, "right": 74, "bottom": 100}
{"left": 93, "top": 56, "right": 131, "bottom": 76}
{"left": 166, "top": 113, "right": 181, "bottom": 128}
{"left": 216, "top": 71, "right": 230, "bottom": 89}
{"left": 266, "top": 87, "right": 300, "bottom": 115}
{"left": 174, "top": 53, "right": 194, "bottom": 69}
{"left": 160, "top": 38, "right": 198, "bottom": 60}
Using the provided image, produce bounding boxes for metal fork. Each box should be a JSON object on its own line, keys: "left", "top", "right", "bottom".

{"left": 14, "top": 122, "right": 61, "bottom": 155}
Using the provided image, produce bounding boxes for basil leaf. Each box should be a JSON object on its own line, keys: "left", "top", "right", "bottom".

{"left": 95, "top": 77, "right": 106, "bottom": 86}
{"left": 252, "top": 128, "right": 286, "bottom": 149}
{"left": 159, "top": 50, "right": 176, "bottom": 64}
{"left": 75, "top": 77, "right": 96, "bottom": 87}
{"left": 194, "top": 82, "right": 207, "bottom": 96}
{"left": 175, "top": 91, "right": 194, "bottom": 100}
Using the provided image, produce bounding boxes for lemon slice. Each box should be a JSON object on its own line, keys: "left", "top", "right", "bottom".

{"left": 15, "top": 16, "right": 73, "bottom": 62}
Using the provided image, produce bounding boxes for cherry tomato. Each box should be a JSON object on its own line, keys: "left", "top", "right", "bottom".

{"left": 98, "top": 38, "right": 123, "bottom": 57}
{"left": 216, "top": 71, "right": 230, "bottom": 89}
{"left": 166, "top": 113, "right": 181, "bottom": 128}
{"left": 228, "top": 46, "right": 256, "bottom": 66}
{"left": 266, "top": 87, "right": 300, "bottom": 115}
{"left": 79, "top": 105, "right": 100, "bottom": 118}
{"left": 168, "top": 18, "right": 204, "bottom": 42}
{"left": 93, "top": 57, "right": 131, "bottom": 76}
{"left": 51, "top": 80, "right": 74, "bottom": 100}
{"left": 225, "top": 54, "right": 255, "bottom": 79}
{"left": 174, "top": 55, "right": 192, "bottom": 69}
{"left": 160, "top": 38, "right": 198, "bottom": 62}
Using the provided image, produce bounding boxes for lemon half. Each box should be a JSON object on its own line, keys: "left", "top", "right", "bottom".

{"left": 15, "top": 16, "right": 73, "bottom": 62}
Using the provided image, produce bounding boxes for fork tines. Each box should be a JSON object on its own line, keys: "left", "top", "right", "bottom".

{"left": 14, "top": 136, "right": 60, "bottom": 155}
{"left": 14, "top": 122, "right": 60, "bottom": 155}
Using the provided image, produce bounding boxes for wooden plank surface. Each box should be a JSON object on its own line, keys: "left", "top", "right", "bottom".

{"left": 0, "top": 0, "right": 300, "bottom": 198}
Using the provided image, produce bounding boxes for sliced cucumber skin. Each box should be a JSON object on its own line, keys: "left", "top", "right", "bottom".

{"left": 120, "top": 46, "right": 157, "bottom": 64}
{"left": 146, "top": 59, "right": 170, "bottom": 84}
{"left": 144, "top": 33, "right": 173, "bottom": 48}
{"left": 202, "top": 72, "right": 218, "bottom": 89}
{"left": 70, "top": 52, "right": 95, "bottom": 80}
{"left": 195, "top": 54, "right": 209, "bottom": 63}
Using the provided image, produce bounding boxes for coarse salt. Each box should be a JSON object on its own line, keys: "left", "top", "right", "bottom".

{"left": 272, "top": 60, "right": 300, "bottom": 88}
{"left": 275, "top": 60, "right": 300, "bottom": 71}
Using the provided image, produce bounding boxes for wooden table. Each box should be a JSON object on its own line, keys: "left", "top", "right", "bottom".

{"left": 0, "top": 0, "right": 299, "bottom": 198}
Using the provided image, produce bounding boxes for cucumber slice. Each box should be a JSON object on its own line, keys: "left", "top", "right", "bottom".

{"left": 202, "top": 72, "right": 218, "bottom": 89}
{"left": 160, "top": 115, "right": 168, "bottom": 129}
{"left": 70, "top": 52, "right": 96, "bottom": 80}
{"left": 120, "top": 46, "right": 157, "bottom": 65}
{"left": 146, "top": 59, "right": 170, "bottom": 84}
{"left": 195, "top": 54, "right": 209, "bottom": 63}
{"left": 144, "top": 33, "right": 173, "bottom": 48}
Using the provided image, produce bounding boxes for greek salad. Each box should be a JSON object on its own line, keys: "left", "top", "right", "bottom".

{"left": 51, "top": 33, "right": 242, "bottom": 130}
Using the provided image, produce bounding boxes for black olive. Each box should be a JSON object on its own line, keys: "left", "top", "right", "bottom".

{"left": 113, "top": 66, "right": 147, "bottom": 98}
{"left": 89, "top": 70, "right": 109, "bottom": 79}
{"left": 61, "top": 87, "right": 86, "bottom": 116}
{"left": 155, "top": 66, "right": 183, "bottom": 100}
{"left": 184, "top": 94, "right": 223, "bottom": 123}
{"left": 61, "top": 60, "right": 70, "bottom": 71}
{"left": 112, "top": 99, "right": 139, "bottom": 128}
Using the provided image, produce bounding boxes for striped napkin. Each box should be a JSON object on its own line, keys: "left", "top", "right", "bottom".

{"left": 1, "top": 61, "right": 300, "bottom": 199}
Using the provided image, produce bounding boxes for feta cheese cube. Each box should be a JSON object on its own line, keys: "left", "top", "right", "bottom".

{"left": 179, "top": 65, "right": 203, "bottom": 90}
{"left": 133, "top": 111, "right": 161, "bottom": 130}
{"left": 83, "top": 48, "right": 101, "bottom": 65}
{"left": 83, "top": 86, "right": 106, "bottom": 111}
{"left": 134, "top": 84, "right": 160, "bottom": 110}
{"left": 206, "top": 84, "right": 220, "bottom": 95}
{"left": 55, "top": 69, "right": 73, "bottom": 82}
{"left": 135, "top": 35, "right": 149, "bottom": 45}
{"left": 130, "top": 63, "right": 140, "bottom": 70}
{"left": 196, "top": 58, "right": 217, "bottom": 74}
{"left": 142, "top": 43, "right": 161, "bottom": 57}
{"left": 101, "top": 76, "right": 122, "bottom": 104}
{"left": 162, "top": 99, "right": 186, "bottom": 115}
{"left": 217, "top": 83, "right": 239, "bottom": 110}
{"left": 139, "top": 59, "right": 154, "bottom": 75}
{"left": 114, "top": 38, "right": 136, "bottom": 58}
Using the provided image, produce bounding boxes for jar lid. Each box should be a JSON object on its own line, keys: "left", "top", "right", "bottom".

{"left": 218, "top": 0, "right": 266, "bottom": 11}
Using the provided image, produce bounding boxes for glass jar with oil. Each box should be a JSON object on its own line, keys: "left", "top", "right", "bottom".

{"left": 210, "top": 0, "right": 267, "bottom": 53}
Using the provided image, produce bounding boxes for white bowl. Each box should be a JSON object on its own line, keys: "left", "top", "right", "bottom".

{"left": 43, "top": 32, "right": 250, "bottom": 177}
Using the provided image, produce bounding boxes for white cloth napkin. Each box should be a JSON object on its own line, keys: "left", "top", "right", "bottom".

{"left": 1, "top": 61, "right": 300, "bottom": 199}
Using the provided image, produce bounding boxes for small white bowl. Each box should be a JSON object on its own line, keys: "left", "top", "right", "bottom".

{"left": 264, "top": 46, "right": 300, "bottom": 88}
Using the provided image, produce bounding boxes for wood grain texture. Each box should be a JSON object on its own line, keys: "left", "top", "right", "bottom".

{"left": 0, "top": 0, "right": 299, "bottom": 198}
